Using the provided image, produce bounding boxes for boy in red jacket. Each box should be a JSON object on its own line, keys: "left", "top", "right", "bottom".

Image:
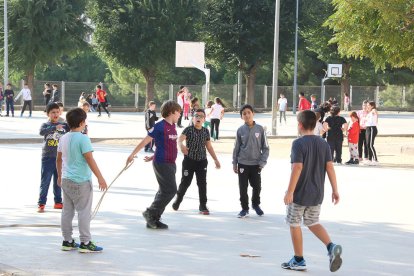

{"left": 345, "top": 112, "right": 360, "bottom": 165}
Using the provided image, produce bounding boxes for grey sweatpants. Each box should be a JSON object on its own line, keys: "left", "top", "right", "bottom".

{"left": 61, "top": 178, "right": 93, "bottom": 244}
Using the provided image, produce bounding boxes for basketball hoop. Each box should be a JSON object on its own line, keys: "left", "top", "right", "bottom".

{"left": 327, "top": 64, "right": 343, "bottom": 78}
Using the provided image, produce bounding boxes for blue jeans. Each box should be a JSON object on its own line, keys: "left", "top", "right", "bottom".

{"left": 6, "top": 99, "right": 14, "bottom": 116}
{"left": 38, "top": 156, "right": 62, "bottom": 205}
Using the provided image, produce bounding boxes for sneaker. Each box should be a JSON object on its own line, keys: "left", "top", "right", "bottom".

{"left": 281, "top": 256, "right": 307, "bottom": 271}
{"left": 78, "top": 241, "right": 103, "bottom": 253}
{"left": 143, "top": 210, "right": 158, "bottom": 229}
{"left": 37, "top": 204, "right": 45, "bottom": 213}
{"left": 199, "top": 205, "right": 210, "bottom": 215}
{"left": 146, "top": 220, "right": 168, "bottom": 230}
{"left": 108, "top": 113, "right": 111, "bottom": 118}
{"left": 172, "top": 197, "right": 182, "bottom": 211}
{"left": 252, "top": 205, "right": 264, "bottom": 216}
{"left": 369, "top": 160, "right": 379, "bottom": 166}
{"left": 97, "top": 114, "right": 101, "bottom": 117}
{"left": 328, "top": 244, "right": 343, "bottom": 272}
{"left": 147, "top": 149, "right": 155, "bottom": 153}
{"left": 54, "top": 203, "right": 63, "bottom": 209}
{"left": 237, "top": 209, "right": 249, "bottom": 218}
{"left": 353, "top": 159, "right": 359, "bottom": 165}
{"left": 363, "top": 160, "right": 372, "bottom": 166}
{"left": 62, "top": 240, "right": 80, "bottom": 251}
{"left": 345, "top": 159, "right": 354, "bottom": 165}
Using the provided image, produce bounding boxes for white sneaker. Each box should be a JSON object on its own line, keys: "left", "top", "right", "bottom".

{"left": 363, "top": 160, "right": 372, "bottom": 165}
{"left": 369, "top": 161, "right": 379, "bottom": 166}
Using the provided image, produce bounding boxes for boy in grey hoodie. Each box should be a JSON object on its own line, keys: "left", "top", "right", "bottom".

{"left": 232, "top": 104, "right": 269, "bottom": 218}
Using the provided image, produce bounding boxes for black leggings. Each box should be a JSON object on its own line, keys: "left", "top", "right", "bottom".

{"left": 358, "top": 129, "right": 368, "bottom": 159}
{"left": 210, "top": 118, "right": 221, "bottom": 140}
{"left": 366, "top": 126, "right": 378, "bottom": 161}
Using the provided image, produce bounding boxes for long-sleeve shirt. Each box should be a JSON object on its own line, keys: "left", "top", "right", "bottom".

{"left": 39, "top": 121, "right": 70, "bottom": 158}
{"left": 145, "top": 109, "right": 159, "bottom": 130}
{"left": 4, "top": 89, "right": 14, "bottom": 101}
{"left": 232, "top": 122, "right": 269, "bottom": 168}
{"left": 15, "top": 88, "right": 32, "bottom": 101}
{"left": 50, "top": 89, "right": 60, "bottom": 102}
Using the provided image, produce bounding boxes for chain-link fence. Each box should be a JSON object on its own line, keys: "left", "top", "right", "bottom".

{"left": 22, "top": 80, "right": 414, "bottom": 111}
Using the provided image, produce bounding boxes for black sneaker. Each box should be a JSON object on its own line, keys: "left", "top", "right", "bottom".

{"left": 345, "top": 159, "right": 354, "bottom": 165}
{"left": 252, "top": 205, "right": 264, "bottom": 216}
{"left": 146, "top": 220, "right": 168, "bottom": 229}
{"left": 143, "top": 209, "right": 157, "bottom": 229}
{"left": 353, "top": 159, "right": 359, "bottom": 165}
{"left": 172, "top": 197, "right": 182, "bottom": 211}
{"left": 62, "top": 239, "right": 80, "bottom": 251}
{"left": 199, "top": 204, "right": 210, "bottom": 215}
{"left": 78, "top": 241, "right": 103, "bottom": 253}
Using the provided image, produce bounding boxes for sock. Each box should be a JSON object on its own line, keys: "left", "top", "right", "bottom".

{"left": 294, "top": 255, "right": 304, "bottom": 262}
{"left": 327, "top": 242, "right": 334, "bottom": 252}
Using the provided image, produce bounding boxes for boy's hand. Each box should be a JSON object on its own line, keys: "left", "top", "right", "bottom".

{"left": 214, "top": 159, "right": 221, "bottom": 169}
{"left": 126, "top": 154, "right": 135, "bottom": 166}
{"left": 98, "top": 177, "right": 107, "bottom": 191}
{"left": 180, "top": 145, "right": 189, "bottom": 155}
{"left": 233, "top": 165, "right": 238, "bottom": 174}
{"left": 57, "top": 176, "right": 62, "bottom": 187}
{"left": 56, "top": 125, "right": 63, "bottom": 131}
{"left": 144, "top": 155, "right": 154, "bottom": 162}
{"left": 332, "top": 191, "right": 340, "bottom": 205}
{"left": 284, "top": 192, "right": 293, "bottom": 205}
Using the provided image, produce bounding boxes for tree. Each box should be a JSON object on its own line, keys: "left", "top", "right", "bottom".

{"left": 88, "top": 0, "right": 202, "bottom": 106}
{"left": 2, "top": 0, "right": 90, "bottom": 99}
{"left": 326, "top": 0, "right": 414, "bottom": 70}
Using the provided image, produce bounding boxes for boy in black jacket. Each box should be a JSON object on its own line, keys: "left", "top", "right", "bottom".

{"left": 144, "top": 101, "right": 159, "bottom": 153}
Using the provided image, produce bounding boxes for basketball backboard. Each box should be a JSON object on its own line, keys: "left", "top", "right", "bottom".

{"left": 176, "top": 41, "right": 205, "bottom": 68}
{"left": 327, "top": 64, "right": 343, "bottom": 78}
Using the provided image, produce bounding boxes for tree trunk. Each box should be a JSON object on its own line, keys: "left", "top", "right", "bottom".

{"left": 142, "top": 68, "right": 156, "bottom": 109}
{"left": 26, "top": 67, "right": 35, "bottom": 108}
{"left": 341, "top": 63, "right": 351, "bottom": 110}
{"left": 244, "top": 62, "right": 260, "bottom": 105}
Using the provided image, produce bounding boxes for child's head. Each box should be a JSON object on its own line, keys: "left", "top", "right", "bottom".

{"left": 240, "top": 104, "right": 255, "bottom": 124}
{"left": 52, "top": 84, "right": 58, "bottom": 90}
{"left": 161, "top": 100, "right": 182, "bottom": 120}
{"left": 299, "top": 92, "right": 305, "bottom": 98}
{"left": 44, "top": 83, "right": 50, "bottom": 89}
{"left": 96, "top": 84, "right": 102, "bottom": 90}
{"left": 148, "top": 101, "right": 156, "bottom": 110}
{"left": 6, "top": 83, "right": 12, "bottom": 89}
{"left": 330, "top": 106, "right": 340, "bottom": 116}
{"left": 24, "top": 83, "right": 28, "bottom": 88}
{"left": 66, "top": 108, "right": 87, "bottom": 129}
{"left": 367, "top": 101, "right": 376, "bottom": 111}
{"left": 280, "top": 93, "right": 285, "bottom": 98}
{"left": 215, "top": 97, "right": 226, "bottom": 107}
{"left": 192, "top": 109, "right": 205, "bottom": 128}
{"left": 311, "top": 94, "right": 316, "bottom": 101}
{"left": 82, "top": 102, "right": 90, "bottom": 113}
{"left": 206, "top": 100, "right": 214, "bottom": 108}
{"left": 349, "top": 111, "right": 359, "bottom": 122}
{"left": 362, "top": 100, "right": 369, "bottom": 110}
{"left": 56, "top": 102, "right": 64, "bottom": 115}
{"left": 297, "top": 110, "right": 316, "bottom": 133}
{"left": 191, "top": 97, "right": 199, "bottom": 106}
{"left": 46, "top": 103, "right": 61, "bottom": 122}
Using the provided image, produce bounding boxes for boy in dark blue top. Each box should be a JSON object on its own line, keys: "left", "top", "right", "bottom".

{"left": 282, "top": 110, "right": 342, "bottom": 272}
{"left": 37, "top": 103, "right": 70, "bottom": 213}
{"left": 4, "top": 83, "right": 14, "bottom": 117}
{"left": 127, "top": 100, "right": 182, "bottom": 229}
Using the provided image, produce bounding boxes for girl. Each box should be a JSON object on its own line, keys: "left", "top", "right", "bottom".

{"left": 209, "top": 97, "right": 225, "bottom": 140}
{"left": 183, "top": 93, "right": 191, "bottom": 120}
{"left": 345, "top": 112, "right": 360, "bottom": 165}
{"left": 324, "top": 106, "right": 348, "bottom": 164}
{"left": 203, "top": 100, "right": 214, "bottom": 132}
{"left": 365, "top": 101, "right": 379, "bottom": 165}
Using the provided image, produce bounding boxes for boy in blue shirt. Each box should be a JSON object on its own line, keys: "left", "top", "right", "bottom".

{"left": 57, "top": 108, "right": 107, "bottom": 252}
{"left": 127, "top": 100, "right": 182, "bottom": 229}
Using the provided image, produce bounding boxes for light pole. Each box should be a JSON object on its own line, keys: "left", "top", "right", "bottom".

{"left": 271, "top": 0, "right": 281, "bottom": 135}
{"left": 292, "top": 0, "right": 299, "bottom": 114}
{"left": 4, "top": 0, "right": 8, "bottom": 86}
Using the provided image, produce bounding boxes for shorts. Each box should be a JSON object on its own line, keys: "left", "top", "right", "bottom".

{"left": 285, "top": 203, "right": 321, "bottom": 227}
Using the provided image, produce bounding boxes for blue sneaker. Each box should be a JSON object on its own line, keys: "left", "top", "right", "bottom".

{"left": 281, "top": 256, "right": 307, "bottom": 271}
{"left": 252, "top": 205, "right": 264, "bottom": 216}
{"left": 61, "top": 239, "right": 79, "bottom": 251}
{"left": 78, "top": 241, "right": 103, "bottom": 253}
{"left": 328, "top": 244, "right": 343, "bottom": 272}
{"left": 237, "top": 209, "right": 249, "bottom": 218}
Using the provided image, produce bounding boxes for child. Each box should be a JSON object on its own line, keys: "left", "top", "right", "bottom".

{"left": 203, "top": 100, "right": 214, "bottom": 131}
{"left": 365, "top": 101, "right": 379, "bottom": 165}
{"left": 50, "top": 84, "right": 60, "bottom": 103}
{"left": 313, "top": 111, "right": 326, "bottom": 136}
{"left": 81, "top": 102, "right": 90, "bottom": 135}
{"left": 126, "top": 100, "right": 182, "bottom": 229}
{"left": 91, "top": 93, "right": 98, "bottom": 112}
{"left": 96, "top": 84, "right": 110, "bottom": 117}
{"left": 38, "top": 103, "right": 70, "bottom": 213}
{"left": 57, "top": 108, "right": 108, "bottom": 253}
{"left": 324, "top": 106, "right": 348, "bottom": 164}
{"left": 14, "top": 83, "right": 32, "bottom": 117}
{"left": 4, "top": 83, "right": 14, "bottom": 117}
{"left": 172, "top": 109, "right": 221, "bottom": 215}
{"left": 310, "top": 94, "right": 318, "bottom": 111}
{"left": 144, "top": 101, "right": 159, "bottom": 153}
{"left": 189, "top": 97, "right": 200, "bottom": 126}
{"left": 278, "top": 93, "right": 287, "bottom": 124}
{"left": 183, "top": 93, "right": 190, "bottom": 120}
{"left": 298, "top": 92, "right": 311, "bottom": 112}
{"left": 232, "top": 104, "right": 269, "bottom": 218}
{"left": 282, "top": 110, "right": 342, "bottom": 272}
{"left": 345, "top": 112, "right": 360, "bottom": 165}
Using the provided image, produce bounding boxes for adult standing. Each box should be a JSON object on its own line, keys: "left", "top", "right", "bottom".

{"left": 96, "top": 84, "right": 110, "bottom": 117}
{"left": 365, "top": 101, "right": 379, "bottom": 165}
{"left": 43, "top": 83, "right": 52, "bottom": 111}
{"left": 209, "top": 97, "right": 225, "bottom": 140}
{"left": 176, "top": 86, "right": 185, "bottom": 127}
{"left": 356, "top": 100, "right": 369, "bottom": 161}
{"left": 50, "top": 84, "right": 60, "bottom": 103}
{"left": 14, "top": 83, "right": 32, "bottom": 117}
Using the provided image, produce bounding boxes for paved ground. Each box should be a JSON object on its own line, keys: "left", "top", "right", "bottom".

{"left": 0, "top": 110, "right": 414, "bottom": 275}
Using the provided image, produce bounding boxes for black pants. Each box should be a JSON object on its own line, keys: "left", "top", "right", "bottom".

{"left": 176, "top": 157, "right": 208, "bottom": 205}
{"left": 21, "top": 100, "right": 32, "bottom": 116}
{"left": 328, "top": 139, "right": 343, "bottom": 163}
{"left": 148, "top": 162, "right": 177, "bottom": 219}
{"left": 44, "top": 95, "right": 51, "bottom": 107}
{"left": 210, "top": 118, "right": 221, "bottom": 140}
{"left": 358, "top": 129, "right": 368, "bottom": 159}
{"left": 177, "top": 110, "right": 183, "bottom": 127}
{"left": 237, "top": 163, "right": 262, "bottom": 210}
{"left": 279, "top": 111, "right": 286, "bottom": 123}
{"left": 97, "top": 102, "right": 110, "bottom": 115}
{"left": 366, "top": 126, "right": 378, "bottom": 161}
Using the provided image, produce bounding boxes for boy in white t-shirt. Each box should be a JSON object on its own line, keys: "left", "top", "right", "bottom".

{"left": 278, "top": 93, "right": 288, "bottom": 124}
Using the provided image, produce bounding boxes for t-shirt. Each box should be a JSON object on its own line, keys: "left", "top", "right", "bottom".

{"left": 58, "top": 132, "right": 93, "bottom": 183}
{"left": 39, "top": 121, "right": 70, "bottom": 158}
{"left": 182, "top": 126, "right": 210, "bottom": 161}
{"left": 278, "top": 98, "right": 288, "bottom": 111}
{"left": 313, "top": 121, "right": 324, "bottom": 136}
{"left": 210, "top": 104, "right": 224, "bottom": 119}
{"left": 298, "top": 97, "right": 311, "bottom": 111}
{"left": 325, "top": 115, "right": 347, "bottom": 141}
{"left": 148, "top": 120, "right": 178, "bottom": 163}
{"left": 96, "top": 89, "right": 107, "bottom": 103}
{"left": 290, "top": 135, "right": 332, "bottom": 206}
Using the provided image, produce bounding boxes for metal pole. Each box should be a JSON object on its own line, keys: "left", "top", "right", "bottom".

{"left": 271, "top": 0, "right": 281, "bottom": 135}
{"left": 292, "top": 0, "right": 299, "bottom": 115}
{"left": 233, "top": 84, "right": 237, "bottom": 108}
{"left": 61, "top": 81, "right": 65, "bottom": 106}
{"left": 264, "top": 85, "right": 267, "bottom": 109}
{"left": 4, "top": 0, "right": 9, "bottom": 86}
{"left": 237, "top": 70, "right": 242, "bottom": 108}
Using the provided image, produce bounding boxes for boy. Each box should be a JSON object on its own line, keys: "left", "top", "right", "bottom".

{"left": 81, "top": 102, "right": 90, "bottom": 135}
{"left": 172, "top": 109, "right": 221, "bottom": 215}
{"left": 14, "top": 83, "right": 32, "bottom": 117}
{"left": 277, "top": 93, "right": 287, "bottom": 124}
{"left": 282, "top": 110, "right": 342, "bottom": 272}
{"left": 310, "top": 94, "right": 318, "bottom": 111}
{"left": 57, "top": 108, "right": 108, "bottom": 253}
{"left": 96, "top": 84, "right": 110, "bottom": 117}
{"left": 4, "top": 83, "right": 14, "bottom": 117}
{"left": 50, "top": 84, "right": 60, "bottom": 103}
{"left": 144, "top": 101, "right": 159, "bottom": 153}
{"left": 298, "top": 92, "right": 311, "bottom": 112}
{"left": 126, "top": 100, "right": 182, "bottom": 229}
{"left": 38, "top": 103, "right": 70, "bottom": 213}
{"left": 232, "top": 104, "right": 269, "bottom": 218}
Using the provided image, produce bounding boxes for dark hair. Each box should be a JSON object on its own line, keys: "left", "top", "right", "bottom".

{"left": 66, "top": 108, "right": 87, "bottom": 129}
{"left": 45, "top": 83, "right": 51, "bottom": 88}
{"left": 349, "top": 111, "right": 359, "bottom": 122}
{"left": 207, "top": 100, "right": 214, "bottom": 108}
{"left": 46, "top": 102, "right": 60, "bottom": 114}
{"left": 368, "top": 101, "right": 376, "bottom": 109}
{"left": 191, "top": 97, "right": 199, "bottom": 106}
{"left": 215, "top": 97, "right": 226, "bottom": 107}
{"left": 297, "top": 110, "right": 316, "bottom": 131}
{"left": 179, "top": 85, "right": 185, "bottom": 90}
{"left": 330, "top": 106, "right": 341, "bottom": 116}
{"left": 319, "top": 101, "right": 332, "bottom": 113}
{"left": 160, "top": 100, "right": 181, "bottom": 118}
{"left": 299, "top": 92, "right": 305, "bottom": 97}
{"left": 52, "top": 84, "right": 58, "bottom": 88}
{"left": 96, "top": 85, "right": 102, "bottom": 89}
{"left": 56, "top": 101, "right": 64, "bottom": 108}
{"left": 194, "top": 108, "right": 205, "bottom": 115}
{"left": 362, "top": 100, "right": 369, "bottom": 105}
{"left": 240, "top": 104, "right": 254, "bottom": 117}
{"left": 148, "top": 101, "right": 156, "bottom": 106}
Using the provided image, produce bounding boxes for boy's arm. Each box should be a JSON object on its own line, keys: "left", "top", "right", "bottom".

{"left": 326, "top": 161, "right": 340, "bottom": 204}
{"left": 259, "top": 129, "right": 269, "bottom": 168}
{"left": 284, "top": 163, "right": 303, "bottom": 205}
{"left": 232, "top": 130, "right": 241, "bottom": 173}
{"left": 39, "top": 123, "right": 56, "bottom": 136}
{"left": 206, "top": 140, "right": 220, "bottom": 169}
{"left": 178, "top": 134, "right": 188, "bottom": 155}
{"left": 14, "top": 90, "right": 22, "bottom": 101}
{"left": 56, "top": 152, "right": 63, "bottom": 187}
{"left": 83, "top": 151, "right": 107, "bottom": 191}
{"left": 126, "top": 135, "right": 153, "bottom": 165}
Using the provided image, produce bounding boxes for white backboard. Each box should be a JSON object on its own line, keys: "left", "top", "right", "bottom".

{"left": 328, "top": 64, "right": 343, "bottom": 78}
{"left": 176, "top": 41, "right": 205, "bottom": 68}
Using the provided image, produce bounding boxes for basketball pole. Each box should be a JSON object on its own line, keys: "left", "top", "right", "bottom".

{"left": 271, "top": 0, "right": 281, "bottom": 136}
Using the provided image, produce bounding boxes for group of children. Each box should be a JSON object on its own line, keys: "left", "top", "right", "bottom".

{"left": 0, "top": 82, "right": 34, "bottom": 117}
